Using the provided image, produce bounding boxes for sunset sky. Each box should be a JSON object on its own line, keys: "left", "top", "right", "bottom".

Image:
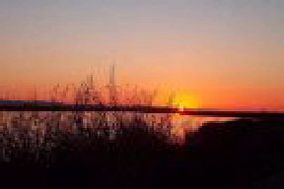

{"left": 0, "top": 0, "right": 284, "bottom": 110}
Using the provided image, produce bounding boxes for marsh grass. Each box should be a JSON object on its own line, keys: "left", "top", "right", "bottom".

{"left": 1, "top": 110, "right": 284, "bottom": 188}
{"left": 0, "top": 111, "right": 178, "bottom": 166}
{"left": 2, "top": 63, "right": 284, "bottom": 188}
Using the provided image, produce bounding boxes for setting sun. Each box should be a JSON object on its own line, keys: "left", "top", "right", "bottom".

{"left": 173, "top": 93, "right": 200, "bottom": 110}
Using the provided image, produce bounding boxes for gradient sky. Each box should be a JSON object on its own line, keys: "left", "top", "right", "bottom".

{"left": 0, "top": 0, "right": 284, "bottom": 110}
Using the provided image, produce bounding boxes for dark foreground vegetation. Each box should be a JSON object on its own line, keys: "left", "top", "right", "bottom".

{"left": 1, "top": 115, "right": 284, "bottom": 189}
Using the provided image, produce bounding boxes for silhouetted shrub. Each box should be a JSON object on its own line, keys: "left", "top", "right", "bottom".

{"left": 1, "top": 114, "right": 284, "bottom": 189}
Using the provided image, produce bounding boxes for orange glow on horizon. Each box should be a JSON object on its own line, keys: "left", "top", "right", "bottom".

{"left": 172, "top": 93, "right": 200, "bottom": 111}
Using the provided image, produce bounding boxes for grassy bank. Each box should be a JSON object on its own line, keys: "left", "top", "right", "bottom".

{"left": 1, "top": 114, "right": 284, "bottom": 188}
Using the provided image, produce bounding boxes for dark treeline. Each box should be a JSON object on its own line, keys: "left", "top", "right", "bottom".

{"left": 1, "top": 118, "right": 284, "bottom": 188}
{"left": 1, "top": 101, "right": 284, "bottom": 120}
